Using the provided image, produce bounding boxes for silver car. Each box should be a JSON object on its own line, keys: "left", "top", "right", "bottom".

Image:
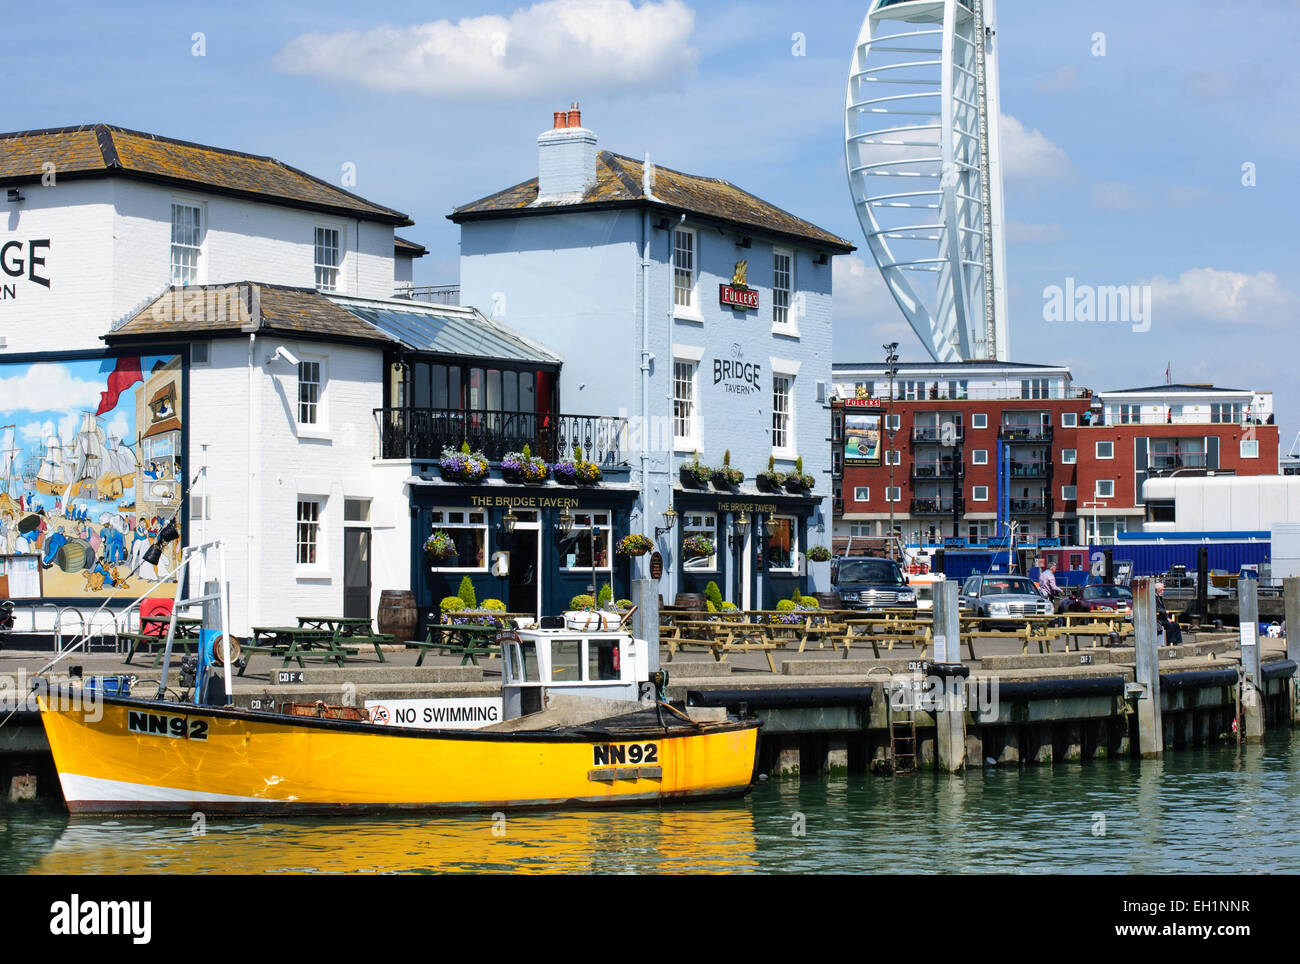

{"left": 959, "top": 574, "right": 1052, "bottom": 628}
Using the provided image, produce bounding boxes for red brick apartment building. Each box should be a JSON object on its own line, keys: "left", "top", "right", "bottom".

{"left": 830, "top": 362, "right": 1278, "bottom": 549}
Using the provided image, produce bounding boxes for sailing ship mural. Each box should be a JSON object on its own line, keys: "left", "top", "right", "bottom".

{"left": 0, "top": 354, "right": 184, "bottom": 601}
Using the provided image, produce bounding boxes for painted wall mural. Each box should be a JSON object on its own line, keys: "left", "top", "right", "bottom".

{"left": 0, "top": 353, "right": 184, "bottom": 601}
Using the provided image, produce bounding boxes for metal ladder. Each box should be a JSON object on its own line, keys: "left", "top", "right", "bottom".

{"left": 887, "top": 696, "right": 919, "bottom": 774}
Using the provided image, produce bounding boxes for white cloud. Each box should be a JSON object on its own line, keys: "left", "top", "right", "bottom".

{"left": 998, "top": 114, "right": 1070, "bottom": 181}
{"left": 0, "top": 364, "right": 103, "bottom": 419}
{"left": 1092, "top": 182, "right": 1152, "bottom": 211}
{"left": 833, "top": 255, "right": 912, "bottom": 356}
{"left": 1033, "top": 65, "right": 1077, "bottom": 94}
{"left": 274, "top": 0, "right": 698, "bottom": 98}
{"left": 1145, "top": 267, "right": 1295, "bottom": 326}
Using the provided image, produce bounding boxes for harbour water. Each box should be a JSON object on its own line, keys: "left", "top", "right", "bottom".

{"left": 3, "top": 731, "right": 1298, "bottom": 874}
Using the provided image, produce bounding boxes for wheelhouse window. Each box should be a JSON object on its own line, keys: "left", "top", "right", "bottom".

{"left": 428, "top": 508, "right": 488, "bottom": 571}
{"left": 314, "top": 227, "right": 340, "bottom": 291}
{"left": 765, "top": 515, "right": 797, "bottom": 571}
{"left": 170, "top": 203, "right": 202, "bottom": 285}
{"left": 560, "top": 511, "right": 610, "bottom": 571}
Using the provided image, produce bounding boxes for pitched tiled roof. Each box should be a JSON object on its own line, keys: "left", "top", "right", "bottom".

{"left": 106, "top": 283, "right": 397, "bottom": 347}
{"left": 394, "top": 235, "right": 428, "bottom": 257}
{"left": 451, "top": 151, "right": 854, "bottom": 252}
{"left": 0, "top": 124, "right": 411, "bottom": 225}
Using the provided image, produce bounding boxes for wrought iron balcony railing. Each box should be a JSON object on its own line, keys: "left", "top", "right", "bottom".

{"left": 374, "top": 408, "right": 626, "bottom": 465}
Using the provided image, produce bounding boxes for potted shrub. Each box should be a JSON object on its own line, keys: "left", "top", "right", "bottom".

{"left": 616, "top": 533, "right": 654, "bottom": 557}
{"left": 439, "top": 442, "right": 488, "bottom": 483}
{"left": 785, "top": 456, "right": 815, "bottom": 492}
{"left": 681, "top": 451, "right": 712, "bottom": 488}
{"left": 711, "top": 450, "right": 744, "bottom": 489}
{"left": 757, "top": 455, "right": 786, "bottom": 492}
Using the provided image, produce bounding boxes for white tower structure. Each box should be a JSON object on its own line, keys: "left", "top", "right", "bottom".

{"left": 845, "top": 0, "right": 1009, "bottom": 362}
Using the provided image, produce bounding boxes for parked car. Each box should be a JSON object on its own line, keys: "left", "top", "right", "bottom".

{"left": 959, "top": 573, "right": 1052, "bottom": 628}
{"left": 830, "top": 556, "right": 917, "bottom": 612}
{"left": 1063, "top": 584, "right": 1132, "bottom": 616}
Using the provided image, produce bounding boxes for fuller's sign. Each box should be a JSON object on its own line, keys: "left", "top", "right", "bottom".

{"left": 719, "top": 259, "right": 758, "bottom": 310}
{"left": 719, "top": 284, "right": 759, "bottom": 310}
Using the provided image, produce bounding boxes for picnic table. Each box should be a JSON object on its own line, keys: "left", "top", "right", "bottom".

{"left": 412, "top": 623, "right": 504, "bottom": 666}
{"left": 296, "top": 616, "right": 395, "bottom": 662}
{"left": 240, "top": 626, "right": 348, "bottom": 674}
{"left": 123, "top": 616, "right": 203, "bottom": 666}
{"left": 664, "top": 619, "right": 785, "bottom": 672}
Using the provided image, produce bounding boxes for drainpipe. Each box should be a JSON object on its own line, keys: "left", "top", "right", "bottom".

{"left": 640, "top": 208, "right": 651, "bottom": 542}
{"left": 665, "top": 212, "right": 685, "bottom": 595}
{"left": 246, "top": 329, "right": 256, "bottom": 634}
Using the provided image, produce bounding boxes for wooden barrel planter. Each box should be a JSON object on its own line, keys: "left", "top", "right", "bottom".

{"left": 673, "top": 592, "right": 707, "bottom": 612}
{"left": 377, "top": 589, "right": 419, "bottom": 644}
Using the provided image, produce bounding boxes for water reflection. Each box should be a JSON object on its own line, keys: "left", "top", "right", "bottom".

{"left": 6, "top": 734, "right": 1300, "bottom": 874}
{"left": 24, "top": 806, "right": 760, "bottom": 875}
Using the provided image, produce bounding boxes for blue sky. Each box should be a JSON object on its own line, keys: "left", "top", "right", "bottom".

{"left": 7, "top": 0, "right": 1298, "bottom": 441}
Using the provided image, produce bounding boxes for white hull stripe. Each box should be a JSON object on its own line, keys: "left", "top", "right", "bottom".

{"left": 59, "top": 772, "right": 271, "bottom": 805}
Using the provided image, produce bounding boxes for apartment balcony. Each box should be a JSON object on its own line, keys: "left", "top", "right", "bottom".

{"left": 911, "top": 461, "right": 962, "bottom": 480}
{"left": 911, "top": 425, "right": 964, "bottom": 443}
{"left": 1009, "top": 496, "right": 1051, "bottom": 514}
{"left": 374, "top": 407, "right": 626, "bottom": 464}
{"left": 393, "top": 283, "right": 460, "bottom": 306}
{"left": 999, "top": 426, "right": 1053, "bottom": 443}
{"left": 1008, "top": 460, "right": 1050, "bottom": 479}
{"left": 910, "top": 497, "right": 961, "bottom": 515}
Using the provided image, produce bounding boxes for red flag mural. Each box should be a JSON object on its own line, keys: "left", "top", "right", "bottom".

{"left": 96, "top": 356, "right": 143, "bottom": 415}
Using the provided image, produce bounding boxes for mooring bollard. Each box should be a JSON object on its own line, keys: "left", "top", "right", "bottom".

{"left": 931, "top": 580, "right": 966, "bottom": 774}
{"left": 1285, "top": 577, "right": 1300, "bottom": 727}
{"left": 631, "top": 578, "right": 660, "bottom": 676}
{"left": 1238, "top": 577, "right": 1264, "bottom": 743}
{"left": 1132, "top": 577, "right": 1163, "bottom": 758}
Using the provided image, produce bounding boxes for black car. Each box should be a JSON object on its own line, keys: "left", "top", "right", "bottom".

{"left": 830, "top": 557, "right": 917, "bottom": 612}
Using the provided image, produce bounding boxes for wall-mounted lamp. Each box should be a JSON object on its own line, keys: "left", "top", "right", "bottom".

{"left": 502, "top": 507, "right": 518, "bottom": 534}
{"left": 736, "top": 236, "right": 751, "bottom": 249}
{"left": 655, "top": 217, "right": 672, "bottom": 231}
{"left": 555, "top": 508, "right": 575, "bottom": 536}
{"left": 730, "top": 513, "right": 750, "bottom": 549}
{"left": 654, "top": 505, "right": 677, "bottom": 537}
{"left": 6, "top": 189, "right": 24, "bottom": 204}
{"left": 815, "top": 252, "right": 829, "bottom": 266}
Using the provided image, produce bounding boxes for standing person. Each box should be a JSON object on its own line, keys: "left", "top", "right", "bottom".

{"left": 1154, "top": 580, "right": 1183, "bottom": 646}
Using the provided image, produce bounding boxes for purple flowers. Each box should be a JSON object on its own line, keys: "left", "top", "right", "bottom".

{"left": 440, "top": 446, "right": 488, "bottom": 482}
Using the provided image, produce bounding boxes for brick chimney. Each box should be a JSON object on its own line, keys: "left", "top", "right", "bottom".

{"left": 536, "top": 101, "right": 597, "bottom": 203}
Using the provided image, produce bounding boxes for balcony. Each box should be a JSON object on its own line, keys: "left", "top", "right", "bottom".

{"left": 999, "top": 426, "right": 1053, "bottom": 443}
{"left": 911, "top": 460, "right": 961, "bottom": 480}
{"left": 911, "top": 425, "right": 963, "bottom": 443}
{"left": 1009, "top": 496, "right": 1051, "bottom": 514}
{"left": 1008, "top": 460, "right": 1050, "bottom": 478}
{"left": 374, "top": 407, "right": 626, "bottom": 464}
{"left": 910, "top": 497, "right": 960, "bottom": 514}
{"left": 393, "top": 283, "right": 460, "bottom": 306}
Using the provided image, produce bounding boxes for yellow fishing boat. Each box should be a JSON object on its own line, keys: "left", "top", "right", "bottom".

{"left": 36, "top": 619, "right": 760, "bottom": 814}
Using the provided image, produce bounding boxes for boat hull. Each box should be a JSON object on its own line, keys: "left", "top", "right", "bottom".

{"left": 38, "top": 692, "right": 760, "bottom": 814}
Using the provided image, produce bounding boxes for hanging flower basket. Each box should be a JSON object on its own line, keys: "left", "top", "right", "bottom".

{"left": 807, "top": 545, "right": 832, "bottom": 563}
{"left": 439, "top": 447, "right": 488, "bottom": 483}
{"left": 616, "top": 533, "right": 654, "bottom": 557}
{"left": 424, "top": 530, "right": 458, "bottom": 562}
{"left": 682, "top": 534, "right": 715, "bottom": 559}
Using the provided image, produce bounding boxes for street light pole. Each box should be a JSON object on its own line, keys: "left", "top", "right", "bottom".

{"left": 884, "top": 342, "right": 899, "bottom": 561}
